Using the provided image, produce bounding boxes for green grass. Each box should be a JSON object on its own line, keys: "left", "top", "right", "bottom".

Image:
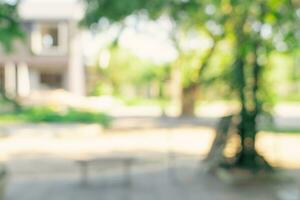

{"left": 0, "top": 107, "right": 113, "bottom": 128}
{"left": 0, "top": 114, "right": 22, "bottom": 124}
{"left": 259, "top": 125, "right": 300, "bottom": 135}
{"left": 278, "top": 94, "right": 300, "bottom": 102}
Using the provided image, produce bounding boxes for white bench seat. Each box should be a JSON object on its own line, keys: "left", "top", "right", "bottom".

{"left": 74, "top": 156, "right": 136, "bottom": 185}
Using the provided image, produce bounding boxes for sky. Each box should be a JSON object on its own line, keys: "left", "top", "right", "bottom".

{"left": 83, "top": 16, "right": 213, "bottom": 66}
{"left": 83, "top": 17, "right": 179, "bottom": 65}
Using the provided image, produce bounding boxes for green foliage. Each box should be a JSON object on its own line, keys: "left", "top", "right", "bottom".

{"left": 91, "top": 47, "right": 169, "bottom": 96}
{"left": 90, "top": 82, "right": 113, "bottom": 96}
{"left": 0, "top": 0, "right": 24, "bottom": 52}
{"left": 0, "top": 107, "right": 112, "bottom": 127}
{"left": 177, "top": 50, "right": 199, "bottom": 89}
{"left": 83, "top": 0, "right": 300, "bottom": 102}
{"left": 267, "top": 52, "right": 300, "bottom": 102}
{"left": 0, "top": 97, "right": 10, "bottom": 107}
{"left": 82, "top": 0, "right": 231, "bottom": 116}
{"left": 136, "top": 63, "right": 170, "bottom": 85}
{"left": 0, "top": 1, "right": 24, "bottom": 105}
{"left": 103, "top": 48, "right": 154, "bottom": 86}
{"left": 82, "top": 0, "right": 201, "bottom": 27}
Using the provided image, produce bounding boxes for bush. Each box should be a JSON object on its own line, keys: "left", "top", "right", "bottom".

{"left": 5, "top": 107, "right": 112, "bottom": 128}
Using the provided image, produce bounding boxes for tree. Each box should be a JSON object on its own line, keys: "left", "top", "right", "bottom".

{"left": 82, "top": 0, "right": 300, "bottom": 171}
{"left": 226, "top": 0, "right": 299, "bottom": 169}
{"left": 0, "top": 0, "right": 23, "bottom": 109}
{"left": 199, "top": 0, "right": 299, "bottom": 170}
{"left": 82, "top": 0, "right": 222, "bottom": 116}
{"left": 89, "top": 47, "right": 168, "bottom": 98}
{"left": 0, "top": 1, "right": 23, "bottom": 51}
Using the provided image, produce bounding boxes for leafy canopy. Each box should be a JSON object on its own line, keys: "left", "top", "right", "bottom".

{"left": 0, "top": 0, "right": 23, "bottom": 52}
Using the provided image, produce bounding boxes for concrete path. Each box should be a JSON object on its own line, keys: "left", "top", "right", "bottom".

{"left": 1, "top": 125, "right": 300, "bottom": 200}
{"left": 5, "top": 159, "right": 300, "bottom": 200}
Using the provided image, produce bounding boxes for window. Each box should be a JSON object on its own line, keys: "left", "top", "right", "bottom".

{"left": 41, "top": 26, "right": 59, "bottom": 49}
{"left": 31, "top": 23, "right": 68, "bottom": 55}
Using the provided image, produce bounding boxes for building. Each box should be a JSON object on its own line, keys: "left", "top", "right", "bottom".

{"left": 0, "top": 0, "right": 86, "bottom": 98}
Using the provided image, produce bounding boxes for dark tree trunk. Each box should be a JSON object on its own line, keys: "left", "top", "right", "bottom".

{"left": 235, "top": 56, "right": 258, "bottom": 168}
{"left": 233, "top": 44, "right": 271, "bottom": 171}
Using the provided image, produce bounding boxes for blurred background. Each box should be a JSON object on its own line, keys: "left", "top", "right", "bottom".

{"left": 0, "top": 0, "right": 300, "bottom": 199}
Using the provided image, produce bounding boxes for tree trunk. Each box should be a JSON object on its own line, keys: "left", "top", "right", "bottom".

{"left": 170, "top": 62, "right": 182, "bottom": 116}
{"left": 234, "top": 57, "right": 258, "bottom": 168}
{"left": 181, "top": 85, "right": 198, "bottom": 116}
{"left": 233, "top": 46, "right": 271, "bottom": 171}
{"left": 236, "top": 112, "right": 258, "bottom": 168}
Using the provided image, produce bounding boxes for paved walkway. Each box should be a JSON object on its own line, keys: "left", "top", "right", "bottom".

{"left": 5, "top": 159, "right": 300, "bottom": 200}
{"left": 1, "top": 126, "right": 300, "bottom": 200}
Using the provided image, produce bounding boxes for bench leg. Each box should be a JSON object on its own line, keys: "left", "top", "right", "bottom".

{"left": 168, "top": 151, "right": 177, "bottom": 180}
{"left": 79, "top": 162, "right": 89, "bottom": 186}
{"left": 123, "top": 163, "right": 132, "bottom": 186}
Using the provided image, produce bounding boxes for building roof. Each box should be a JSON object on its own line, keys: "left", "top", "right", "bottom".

{"left": 18, "top": 0, "right": 85, "bottom": 21}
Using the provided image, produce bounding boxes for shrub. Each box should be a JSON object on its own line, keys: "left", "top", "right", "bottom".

{"left": 19, "top": 107, "right": 112, "bottom": 127}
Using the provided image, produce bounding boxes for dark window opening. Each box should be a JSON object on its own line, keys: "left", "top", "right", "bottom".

{"left": 40, "top": 73, "right": 63, "bottom": 89}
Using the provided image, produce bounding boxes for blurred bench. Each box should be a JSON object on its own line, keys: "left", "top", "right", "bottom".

{"left": 203, "top": 115, "right": 234, "bottom": 172}
{"left": 75, "top": 156, "right": 135, "bottom": 185}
